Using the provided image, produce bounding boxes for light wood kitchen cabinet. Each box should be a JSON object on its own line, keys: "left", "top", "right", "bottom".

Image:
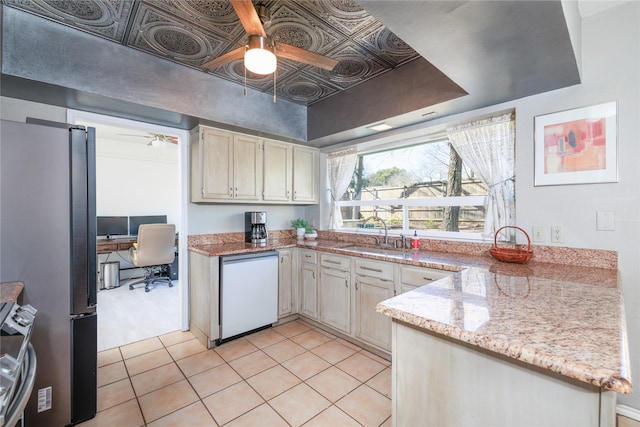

{"left": 188, "top": 251, "right": 219, "bottom": 348}
{"left": 263, "top": 139, "right": 292, "bottom": 202}
{"left": 299, "top": 249, "right": 318, "bottom": 319}
{"left": 354, "top": 259, "right": 395, "bottom": 351}
{"left": 318, "top": 254, "right": 351, "bottom": 334}
{"left": 278, "top": 248, "right": 296, "bottom": 318}
{"left": 399, "top": 264, "right": 453, "bottom": 294}
{"left": 190, "top": 126, "right": 262, "bottom": 203}
{"left": 292, "top": 145, "right": 318, "bottom": 203}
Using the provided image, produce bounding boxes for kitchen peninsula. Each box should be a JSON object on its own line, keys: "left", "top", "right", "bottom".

{"left": 188, "top": 233, "right": 631, "bottom": 426}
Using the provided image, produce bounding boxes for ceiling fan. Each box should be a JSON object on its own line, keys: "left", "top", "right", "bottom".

{"left": 118, "top": 132, "right": 179, "bottom": 147}
{"left": 202, "top": 0, "right": 338, "bottom": 75}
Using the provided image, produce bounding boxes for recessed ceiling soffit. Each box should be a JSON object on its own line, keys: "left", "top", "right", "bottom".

{"left": 3, "top": 0, "right": 436, "bottom": 105}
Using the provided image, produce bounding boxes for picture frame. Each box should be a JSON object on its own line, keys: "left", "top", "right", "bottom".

{"left": 534, "top": 101, "right": 618, "bottom": 186}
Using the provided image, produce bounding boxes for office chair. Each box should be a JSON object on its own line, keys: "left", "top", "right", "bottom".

{"left": 127, "top": 223, "right": 176, "bottom": 292}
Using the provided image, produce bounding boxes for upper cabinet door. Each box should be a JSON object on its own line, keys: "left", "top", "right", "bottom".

{"left": 263, "top": 139, "right": 292, "bottom": 202}
{"left": 202, "top": 128, "right": 234, "bottom": 200}
{"left": 292, "top": 146, "right": 318, "bottom": 204}
{"left": 233, "top": 134, "right": 262, "bottom": 201}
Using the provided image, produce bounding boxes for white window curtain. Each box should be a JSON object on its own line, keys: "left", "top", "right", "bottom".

{"left": 328, "top": 148, "right": 358, "bottom": 229}
{"left": 446, "top": 113, "right": 515, "bottom": 238}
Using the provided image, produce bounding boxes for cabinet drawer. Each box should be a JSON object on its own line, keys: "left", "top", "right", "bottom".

{"left": 355, "top": 259, "right": 394, "bottom": 281}
{"left": 97, "top": 242, "right": 118, "bottom": 254}
{"left": 320, "top": 253, "right": 351, "bottom": 271}
{"left": 300, "top": 249, "right": 317, "bottom": 265}
{"left": 401, "top": 266, "right": 452, "bottom": 287}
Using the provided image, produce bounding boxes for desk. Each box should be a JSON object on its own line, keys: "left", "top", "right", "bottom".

{"left": 97, "top": 237, "right": 179, "bottom": 288}
{"left": 97, "top": 237, "right": 137, "bottom": 254}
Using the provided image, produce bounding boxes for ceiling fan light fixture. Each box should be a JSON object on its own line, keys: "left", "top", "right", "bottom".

{"left": 244, "top": 35, "right": 277, "bottom": 75}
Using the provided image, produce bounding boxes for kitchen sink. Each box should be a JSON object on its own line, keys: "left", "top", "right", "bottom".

{"left": 339, "top": 245, "right": 408, "bottom": 258}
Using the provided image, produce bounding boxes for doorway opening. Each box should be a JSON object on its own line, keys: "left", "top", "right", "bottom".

{"left": 67, "top": 110, "right": 189, "bottom": 351}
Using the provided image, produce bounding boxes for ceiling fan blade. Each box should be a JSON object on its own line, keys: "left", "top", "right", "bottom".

{"left": 275, "top": 42, "right": 338, "bottom": 71}
{"left": 202, "top": 47, "right": 245, "bottom": 69}
{"left": 231, "top": 0, "right": 266, "bottom": 38}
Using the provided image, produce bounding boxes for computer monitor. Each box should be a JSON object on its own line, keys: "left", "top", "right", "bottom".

{"left": 97, "top": 216, "right": 128, "bottom": 238}
{"left": 129, "top": 215, "right": 168, "bottom": 236}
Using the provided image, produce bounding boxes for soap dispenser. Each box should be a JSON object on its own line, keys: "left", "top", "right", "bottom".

{"left": 411, "top": 231, "right": 420, "bottom": 250}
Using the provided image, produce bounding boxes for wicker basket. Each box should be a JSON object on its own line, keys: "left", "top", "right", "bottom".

{"left": 489, "top": 226, "right": 533, "bottom": 264}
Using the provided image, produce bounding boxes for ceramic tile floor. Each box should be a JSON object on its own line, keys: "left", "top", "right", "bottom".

{"left": 80, "top": 319, "right": 392, "bottom": 427}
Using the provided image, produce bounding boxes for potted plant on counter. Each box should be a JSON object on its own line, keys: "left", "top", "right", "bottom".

{"left": 291, "top": 218, "right": 309, "bottom": 239}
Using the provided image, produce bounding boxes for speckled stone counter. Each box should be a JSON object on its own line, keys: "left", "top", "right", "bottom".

{"left": 0, "top": 281, "right": 24, "bottom": 303}
{"left": 188, "top": 237, "right": 631, "bottom": 394}
{"left": 376, "top": 263, "right": 632, "bottom": 394}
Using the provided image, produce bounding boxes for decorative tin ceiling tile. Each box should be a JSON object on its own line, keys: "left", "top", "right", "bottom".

{"left": 3, "top": 0, "right": 134, "bottom": 41}
{"left": 127, "top": 3, "right": 230, "bottom": 68}
{"left": 3, "top": 0, "right": 427, "bottom": 105}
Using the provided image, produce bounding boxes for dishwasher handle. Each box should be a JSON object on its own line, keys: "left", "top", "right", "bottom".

{"left": 221, "top": 251, "right": 279, "bottom": 265}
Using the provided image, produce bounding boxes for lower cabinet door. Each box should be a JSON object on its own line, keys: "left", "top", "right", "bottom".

{"left": 355, "top": 275, "right": 393, "bottom": 351}
{"left": 319, "top": 267, "right": 350, "bottom": 334}
{"left": 300, "top": 263, "right": 318, "bottom": 319}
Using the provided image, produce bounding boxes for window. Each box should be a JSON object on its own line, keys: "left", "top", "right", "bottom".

{"left": 336, "top": 138, "right": 489, "bottom": 239}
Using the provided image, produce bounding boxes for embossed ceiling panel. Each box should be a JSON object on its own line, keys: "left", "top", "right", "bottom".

{"left": 3, "top": 0, "right": 428, "bottom": 105}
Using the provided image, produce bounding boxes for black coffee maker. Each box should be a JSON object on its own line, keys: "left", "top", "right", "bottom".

{"left": 245, "top": 211, "right": 268, "bottom": 244}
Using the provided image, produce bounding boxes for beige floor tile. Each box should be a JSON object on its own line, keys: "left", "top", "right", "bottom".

{"left": 380, "top": 415, "right": 392, "bottom": 427}
{"left": 304, "top": 405, "right": 362, "bottom": 427}
{"left": 159, "top": 330, "right": 195, "bottom": 347}
{"left": 290, "top": 329, "right": 333, "bottom": 350}
{"left": 120, "top": 337, "right": 164, "bottom": 360}
{"left": 336, "top": 352, "right": 386, "bottom": 383}
{"left": 79, "top": 398, "right": 143, "bottom": 427}
{"left": 97, "top": 348, "right": 122, "bottom": 368}
{"left": 124, "top": 348, "right": 174, "bottom": 376}
{"left": 130, "top": 362, "right": 185, "bottom": 396}
{"left": 225, "top": 403, "right": 289, "bottom": 427}
{"left": 202, "top": 381, "right": 265, "bottom": 426}
{"left": 311, "top": 340, "right": 357, "bottom": 364}
{"left": 245, "top": 328, "right": 287, "bottom": 348}
{"left": 262, "top": 338, "right": 307, "bottom": 363}
{"left": 313, "top": 327, "right": 337, "bottom": 339}
{"left": 138, "top": 379, "right": 199, "bottom": 423}
{"left": 273, "top": 320, "right": 312, "bottom": 338}
{"left": 335, "top": 337, "right": 365, "bottom": 352}
{"left": 148, "top": 401, "right": 218, "bottom": 427}
{"left": 228, "top": 350, "right": 277, "bottom": 378}
{"left": 177, "top": 349, "right": 225, "bottom": 377}
{"left": 97, "top": 378, "right": 136, "bottom": 412}
{"left": 214, "top": 338, "right": 259, "bottom": 362}
{"left": 306, "top": 366, "right": 361, "bottom": 403}
{"left": 188, "top": 363, "right": 243, "bottom": 398}
{"left": 336, "top": 385, "right": 391, "bottom": 427}
{"left": 366, "top": 367, "right": 391, "bottom": 398}
{"left": 282, "top": 351, "right": 331, "bottom": 380}
{"left": 359, "top": 349, "right": 391, "bottom": 366}
{"left": 97, "top": 360, "right": 128, "bottom": 388}
{"left": 166, "top": 338, "right": 207, "bottom": 361}
{"left": 269, "top": 383, "right": 331, "bottom": 427}
{"left": 246, "top": 365, "right": 301, "bottom": 400}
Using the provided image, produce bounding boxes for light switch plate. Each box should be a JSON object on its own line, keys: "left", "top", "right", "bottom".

{"left": 596, "top": 211, "right": 615, "bottom": 231}
{"left": 532, "top": 226, "right": 545, "bottom": 242}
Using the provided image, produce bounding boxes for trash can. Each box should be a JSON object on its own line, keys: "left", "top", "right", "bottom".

{"left": 101, "top": 261, "right": 120, "bottom": 289}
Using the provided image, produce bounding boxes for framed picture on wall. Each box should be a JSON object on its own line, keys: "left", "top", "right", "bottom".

{"left": 534, "top": 101, "right": 618, "bottom": 186}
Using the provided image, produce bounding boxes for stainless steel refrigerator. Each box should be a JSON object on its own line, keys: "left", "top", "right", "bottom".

{"left": 0, "top": 119, "right": 98, "bottom": 425}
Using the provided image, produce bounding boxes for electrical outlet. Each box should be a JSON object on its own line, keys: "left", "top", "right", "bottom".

{"left": 551, "top": 226, "right": 564, "bottom": 243}
{"left": 532, "top": 226, "right": 545, "bottom": 242}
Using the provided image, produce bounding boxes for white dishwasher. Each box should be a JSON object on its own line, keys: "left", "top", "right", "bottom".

{"left": 219, "top": 251, "right": 279, "bottom": 343}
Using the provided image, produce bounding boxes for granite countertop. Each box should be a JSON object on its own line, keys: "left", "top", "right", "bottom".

{"left": 0, "top": 281, "right": 24, "bottom": 303}
{"left": 188, "top": 238, "right": 631, "bottom": 394}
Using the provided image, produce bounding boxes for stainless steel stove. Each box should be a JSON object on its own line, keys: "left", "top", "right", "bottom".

{"left": 0, "top": 301, "right": 38, "bottom": 426}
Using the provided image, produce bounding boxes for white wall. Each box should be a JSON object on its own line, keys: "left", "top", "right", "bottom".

{"left": 95, "top": 139, "right": 180, "bottom": 232}
{"left": 188, "top": 203, "right": 308, "bottom": 235}
{"left": 319, "top": 1, "right": 640, "bottom": 411}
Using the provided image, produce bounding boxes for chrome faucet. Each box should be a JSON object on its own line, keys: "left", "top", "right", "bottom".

{"left": 395, "top": 234, "right": 407, "bottom": 250}
{"left": 361, "top": 216, "right": 390, "bottom": 247}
